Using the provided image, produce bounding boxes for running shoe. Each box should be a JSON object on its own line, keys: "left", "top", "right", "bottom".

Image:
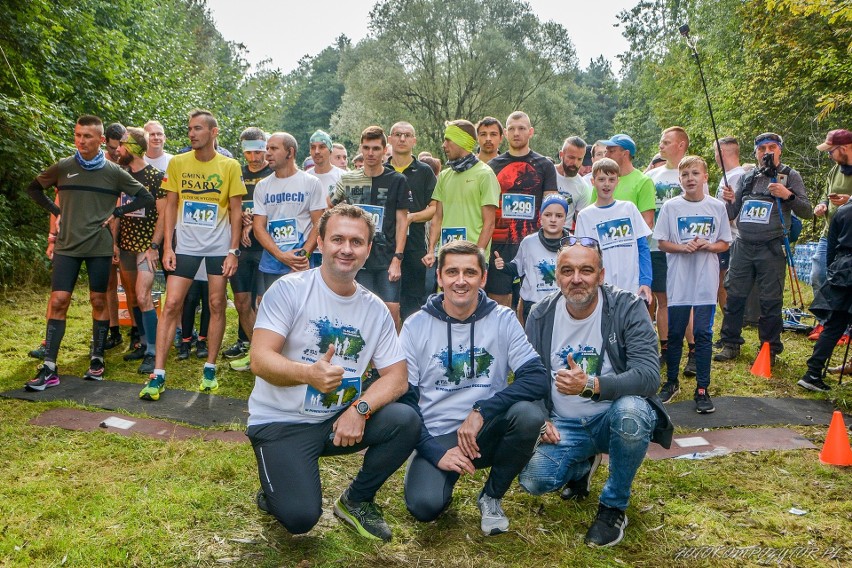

{"left": 222, "top": 340, "right": 248, "bottom": 359}
{"left": 139, "top": 374, "right": 166, "bottom": 401}
{"left": 104, "top": 333, "right": 122, "bottom": 350}
{"left": 333, "top": 489, "right": 392, "bottom": 542}
{"left": 195, "top": 339, "right": 208, "bottom": 359}
{"left": 230, "top": 354, "right": 251, "bottom": 372}
{"left": 177, "top": 341, "right": 191, "bottom": 360}
{"left": 659, "top": 381, "right": 680, "bottom": 404}
{"left": 123, "top": 343, "right": 146, "bottom": 361}
{"left": 25, "top": 364, "right": 60, "bottom": 391}
{"left": 199, "top": 366, "right": 218, "bottom": 393}
{"left": 138, "top": 353, "right": 155, "bottom": 375}
{"left": 585, "top": 504, "right": 628, "bottom": 547}
{"left": 694, "top": 388, "right": 715, "bottom": 414}
{"left": 83, "top": 358, "right": 105, "bottom": 381}
{"left": 478, "top": 491, "right": 509, "bottom": 535}
{"left": 28, "top": 342, "right": 46, "bottom": 359}
{"left": 808, "top": 324, "right": 824, "bottom": 341}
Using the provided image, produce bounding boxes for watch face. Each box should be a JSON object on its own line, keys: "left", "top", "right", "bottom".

{"left": 356, "top": 400, "right": 369, "bottom": 414}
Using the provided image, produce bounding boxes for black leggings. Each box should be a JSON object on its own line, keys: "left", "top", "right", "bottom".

{"left": 246, "top": 403, "right": 420, "bottom": 535}
{"left": 182, "top": 280, "right": 209, "bottom": 338}
{"left": 52, "top": 254, "right": 112, "bottom": 293}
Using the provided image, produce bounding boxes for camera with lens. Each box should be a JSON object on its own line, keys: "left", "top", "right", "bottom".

{"left": 760, "top": 152, "right": 778, "bottom": 179}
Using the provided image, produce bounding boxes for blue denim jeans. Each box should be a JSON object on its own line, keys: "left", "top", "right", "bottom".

{"left": 519, "top": 396, "right": 656, "bottom": 511}
{"left": 667, "top": 304, "right": 715, "bottom": 388}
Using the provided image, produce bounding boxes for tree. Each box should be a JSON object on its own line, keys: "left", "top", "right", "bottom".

{"left": 332, "top": 0, "right": 582, "bottom": 157}
{"left": 574, "top": 57, "right": 622, "bottom": 142}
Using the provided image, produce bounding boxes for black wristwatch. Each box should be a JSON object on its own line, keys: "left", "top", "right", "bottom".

{"left": 112, "top": 207, "right": 124, "bottom": 218}
{"left": 580, "top": 376, "right": 596, "bottom": 398}
{"left": 150, "top": 242, "right": 160, "bottom": 251}
{"left": 393, "top": 252, "right": 404, "bottom": 261}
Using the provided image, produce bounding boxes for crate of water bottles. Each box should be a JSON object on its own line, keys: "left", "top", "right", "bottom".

{"left": 792, "top": 241, "right": 818, "bottom": 285}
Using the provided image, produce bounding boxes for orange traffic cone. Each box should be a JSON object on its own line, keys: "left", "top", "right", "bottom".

{"left": 819, "top": 411, "right": 852, "bottom": 466}
{"left": 750, "top": 342, "right": 772, "bottom": 379}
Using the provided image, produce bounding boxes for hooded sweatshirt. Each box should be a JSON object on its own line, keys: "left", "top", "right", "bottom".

{"left": 399, "top": 290, "right": 549, "bottom": 466}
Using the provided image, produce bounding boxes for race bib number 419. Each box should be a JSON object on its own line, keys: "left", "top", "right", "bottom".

{"left": 740, "top": 200, "right": 773, "bottom": 224}
{"left": 501, "top": 193, "right": 535, "bottom": 220}
{"left": 181, "top": 201, "right": 217, "bottom": 229}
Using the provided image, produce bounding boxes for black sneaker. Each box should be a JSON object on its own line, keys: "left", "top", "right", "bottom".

{"left": 712, "top": 338, "right": 724, "bottom": 349}
{"left": 29, "top": 343, "right": 46, "bottom": 359}
{"left": 694, "top": 388, "right": 715, "bottom": 414}
{"left": 123, "top": 343, "right": 146, "bottom": 361}
{"left": 797, "top": 374, "right": 831, "bottom": 393}
{"left": 138, "top": 353, "right": 155, "bottom": 375}
{"left": 195, "top": 339, "right": 208, "bottom": 359}
{"left": 256, "top": 489, "right": 269, "bottom": 514}
{"left": 223, "top": 340, "right": 248, "bottom": 359}
{"left": 333, "top": 489, "right": 392, "bottom": 542}
{"left": 585, "top": 503, "right": 628, "bottom": 547}
{"left": 659, "top": 381, "right": 680, "bottom": 404}
{"left": 177, "top": 341, "right": 191, "bottom": 360}
{"left": 683, "top": 353, "right": 696, "bottom": 377}
{"left": 561, "top": 454, "right": 602, "bottom": 501}
{"left": 713, "top": 343, "right": 740, "bottom": 362}
{"left": 83, "top": 357, "right": 105, "bottom": 381}
{"left": 25, "top": 364, "right": 60, "bottom": 391}
{"left": 104, "top": 333, "right": 123, "bottom": 350}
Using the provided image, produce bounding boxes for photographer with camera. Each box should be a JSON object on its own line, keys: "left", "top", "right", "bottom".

{"left": 715, "top": 133, "right": 813, "bottom": 364}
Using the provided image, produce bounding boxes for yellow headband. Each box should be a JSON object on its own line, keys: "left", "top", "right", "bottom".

{"left": 444, "top": 124, "right": 476, "bottom": 153}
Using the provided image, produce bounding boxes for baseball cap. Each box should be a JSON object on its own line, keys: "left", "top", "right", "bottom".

{"left": 601, "top": 134, "right": 637, "bottom": 157}
{"left": 816, "top": 129, "right": 852, "bottom": 152}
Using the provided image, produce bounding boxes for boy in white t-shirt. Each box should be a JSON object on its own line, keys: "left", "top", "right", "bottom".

{"left": 575, "top": 158, "right": 652, "bottom": 302}
{"left": 653, "top": 156, "right": 731, "bottom": 413}
{"left": 493, "top": 195, "right": 570, "bottom": 323}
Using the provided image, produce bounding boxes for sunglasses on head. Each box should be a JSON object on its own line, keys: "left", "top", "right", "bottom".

{"left": 559, "top": 236, "right": 601, "bottom": 250}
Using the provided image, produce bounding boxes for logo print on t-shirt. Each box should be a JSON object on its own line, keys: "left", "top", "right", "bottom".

{"left": 495, "top": 161, "right": 543, "bottom": 242}
{"left": 311, "top": 317, "right": 365, "bottom": 362}
{"left": 536, "top": 259, "right": 556, "bottom": 286}
{"left": 433, "top": 346, "right": 494, "bottom": 385}
{"left": 554, "top": 345, "right": 601, "bottom": 377}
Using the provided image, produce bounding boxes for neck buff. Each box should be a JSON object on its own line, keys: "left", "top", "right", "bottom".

{"left": 75, "top": 149, "right": 106, "bottom": 171}
{"left": 447, "top": 153, "right": 478, "bottom": 173}
{"left": 840, "top": 163, "right": 852, "bottom": 176}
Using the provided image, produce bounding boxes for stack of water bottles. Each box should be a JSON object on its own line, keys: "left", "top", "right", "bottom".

{"left": 792, "top": 241, "right": 818, "bottom": 286}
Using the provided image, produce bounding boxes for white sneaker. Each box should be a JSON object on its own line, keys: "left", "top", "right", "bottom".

{"left": 478, "top": 492, "right": 509, "bottom": 535}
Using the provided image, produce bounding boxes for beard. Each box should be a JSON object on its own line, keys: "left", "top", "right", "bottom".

{"left": 562, "top": 162, "right": 579, "bottom": 177}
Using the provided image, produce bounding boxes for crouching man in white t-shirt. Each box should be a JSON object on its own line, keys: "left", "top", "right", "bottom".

{"left": 399, "top": 240, "right": 549, "bottom": 536}
{"left": 520, "top": 240, "right": 673, "bottom": 548}
{"left": 247, "top": 204, "right": 420, "bottom": 542}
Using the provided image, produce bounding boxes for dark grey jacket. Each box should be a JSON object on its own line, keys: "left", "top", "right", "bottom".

{"left": 525, "top": 284, "right": 673, "bottom": 448}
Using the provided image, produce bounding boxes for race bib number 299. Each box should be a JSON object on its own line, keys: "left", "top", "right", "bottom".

{"left": 501, "top": 194, "right": 535, "bottom": 220}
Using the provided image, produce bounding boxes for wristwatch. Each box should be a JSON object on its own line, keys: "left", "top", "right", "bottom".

{"left": 353, "top": 398, "right": 371, "bottom": 419}
{"left": 393, "top": 252, "right": 404, "bottom": 261}
{"left": 580, "top": 376, "right": 596, "bottom": 398}
{"left": 150, "top": 242, "right": 160, "bottom": 251}
{"left": 228, "top": 248, "right": 241, "bottom": 258}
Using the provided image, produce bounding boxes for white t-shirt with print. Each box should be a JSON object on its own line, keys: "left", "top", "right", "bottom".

{"left": 312, "top": 166, "right": 345, "bottom": 200}
{"left": 248, "top": 268, "right": 404, "bottom": 426}
{"left": 549, "top": 291, "right": 613, "bottom": 420}
{"left": 253, "top": 170, "right": 326, "bottom": 274}
{"left": 401, "top": 304, "right": 540, "bottom": 436}
{"left": 510, "top": 232, "right": 559, "bottom": 303}
{"left": 716, "top": 165, "right": 746, "bottom": 239}
{"left": 648, "top": 166, "right": 710, "bottom": 251}
{"left": 556, "top": 173, "right": 591, "bottom": 224}
{"left": 653, "top": 195, "right": 733, "bottom": 306}
{"left": 575, "top": 200, "right": 652, "bottom": 294}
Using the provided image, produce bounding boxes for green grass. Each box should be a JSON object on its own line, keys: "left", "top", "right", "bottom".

{"left": 1, "top": 284, "right": 851, "bottom": 567}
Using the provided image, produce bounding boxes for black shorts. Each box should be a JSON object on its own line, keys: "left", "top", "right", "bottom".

{"left": 52, "top": 254, "right": 112, "bottom": 293}
{"left": 651, "top": 251, "right": 667, "bottom": 293}
{"left": 230, "top": 250, "right": 262, "bottom": 294}
{"left": 172, "top": 254, "right": 226, "bottom": 279}
{"left": 484, "top": 243, "right": 520, "bottom": 295}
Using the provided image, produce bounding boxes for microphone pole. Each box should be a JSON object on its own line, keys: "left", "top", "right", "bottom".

{"left": 679, "top": 24, "right": 729, "bottom": 188}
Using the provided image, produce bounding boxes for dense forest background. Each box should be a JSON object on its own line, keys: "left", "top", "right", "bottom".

{"left": 1, "top": 0, "right": 850, "bottom": 286}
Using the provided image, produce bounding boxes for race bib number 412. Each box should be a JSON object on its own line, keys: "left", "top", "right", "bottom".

{"left": 181, "top": 201, "right": 217, "bottom": 229}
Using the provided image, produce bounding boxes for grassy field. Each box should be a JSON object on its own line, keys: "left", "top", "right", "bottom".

{"left": 1, "top": 283, "right": 850, "bottom": 567}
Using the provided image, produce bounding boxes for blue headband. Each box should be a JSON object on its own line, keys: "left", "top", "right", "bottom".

{"left": 541, "top": 194, "right": 569, "bottom": 214}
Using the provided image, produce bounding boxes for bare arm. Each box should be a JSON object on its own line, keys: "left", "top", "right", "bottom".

{"left": 249, "top": 328, "right": 344, "bottom": 390}
{"left": 408, "top": 200, "right": 436, "bottom": 224}
{"left": 477, "top": 204, "right": 497, "bottom": 250}
{"left": 641, "top": 209, "right": 654, "bottom": 230}
{"left": 302, "top": 209, "right": 325, "bottom": 255}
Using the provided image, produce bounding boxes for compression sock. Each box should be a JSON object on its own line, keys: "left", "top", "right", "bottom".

{"left": 109, "top": 325, "right": 120, "bottom": 338}
{"left": 92, "top": 319, "right": 110, "bottom": 358}
{"left": 44, "top": 318, "right": 67, "bottom": 363}
{"left": 142, "top": 309, "right": 158, "bottom": 355}
{"left": 132, "top": 306, "right": 145, "bottom": 343}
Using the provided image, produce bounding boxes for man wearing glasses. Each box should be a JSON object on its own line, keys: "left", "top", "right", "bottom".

{"left": 386, "top": 122, "right": 437, "bottom": 320}
{"left": 520, "top": 237, "right": 672, "bottom": 548}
